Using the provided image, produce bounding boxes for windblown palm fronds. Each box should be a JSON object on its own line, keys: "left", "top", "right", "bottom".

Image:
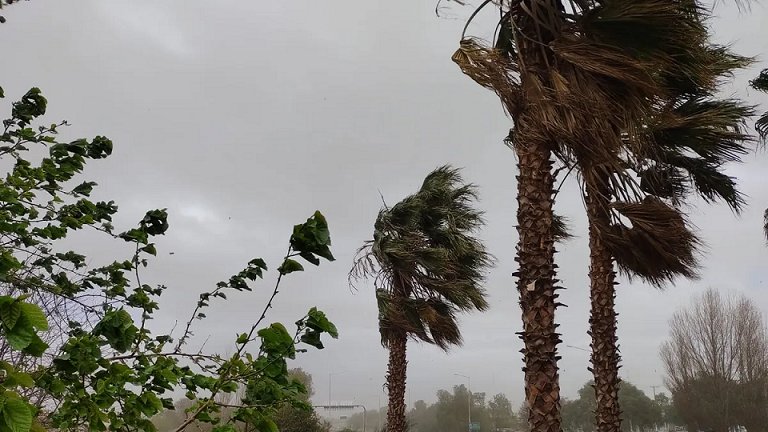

{"left": 351, "top": 165, "right": 492, "bottom": 350}
{"left": 750, "top": 69, "right": 768, "bottom": 140}
{"left": 453, "top": 1, "right": 756, "bottom": 432}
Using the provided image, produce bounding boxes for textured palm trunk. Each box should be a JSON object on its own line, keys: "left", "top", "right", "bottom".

{"left": 585, "top": 176, "right": 622, "bottom": 432}
{"left": 385, "top": 331, "right": 408, "bottom": 432}
{"left": 514, "top": 137, "right": 562, "bottom": 432}
{"left": 510, "top": 2, "right": 565, "bottom": 431}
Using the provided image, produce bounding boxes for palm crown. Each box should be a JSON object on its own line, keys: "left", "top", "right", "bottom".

{"left": 351, "top": 166, "right": 493, "bottom": 350}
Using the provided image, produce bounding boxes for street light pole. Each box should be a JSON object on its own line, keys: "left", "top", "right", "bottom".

{"left": 328, "top": 371, "right": 347, "bottom": 406}
{"left": 454, "top": 373, "right": 471, "bottom": 432}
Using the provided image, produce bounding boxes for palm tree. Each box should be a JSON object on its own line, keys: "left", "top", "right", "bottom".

{"left": 585, "top": 79, "right": 754, "bottom": 432}
{"left": 350, "top": 166, "right": 493, "bottom": 432}
{"left": 453, "top": 1, "right": 751, "bottom": 431}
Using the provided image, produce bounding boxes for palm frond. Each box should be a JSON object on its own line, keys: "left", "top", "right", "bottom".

{"left": 663, "top": 154, "right": 744, "bottom": 211}
{"left": 750, "top": 69, "right": 768, "bottom": 141}
{"left": 764, "top": 208, "right": 768, "bottom": 244}
{"left": 351, "top": 165, "right": 493, "bottom": 350}
{"left": 453, "top": 38, "right": 521, "bottom": 116}
{"left": 601, "top": 197, "right": 701, "bottom": 287}
{"left": 634, "top": 97, "right": 755, "bottom": 212}
{"left": 637, "top": 165, "right": 688, "bottom": 202}
{"left": 662, "top": 45, "right": 753, "bottom": 98}
{"left": 757, "top": 112, "right": 768, "bottom": 142}
{"left": 750, "top": 69, "right": 768, "bottom": 92}
{"left": 577, "top": 0, "right": 706, "bottom": 62}
{"left": 552, "top": 213, "right": 574, "bottom": 242}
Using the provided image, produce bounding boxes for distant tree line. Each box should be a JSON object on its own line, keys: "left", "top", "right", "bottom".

{"left": 342, "top": 385, "right": 516, "bottom": 432}
{"left": 561, "top": 381, "right": 681, "bottom": 432}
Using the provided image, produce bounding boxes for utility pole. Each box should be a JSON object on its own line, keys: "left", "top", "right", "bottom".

{"left": 454, "top": 373, "right": 472, "bottom": 432}
{"left": 328, "top": 371, "right": 347, "bottom": 406}
{"left": 650, "top": 385, "right": 662, "bottom": 399}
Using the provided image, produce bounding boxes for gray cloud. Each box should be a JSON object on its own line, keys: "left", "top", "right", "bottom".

{"left": 1, "top": 0, "right": 766, "bottom": 415}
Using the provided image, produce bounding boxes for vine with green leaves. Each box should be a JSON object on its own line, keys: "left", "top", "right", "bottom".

{"left": 0, "top": 86, "right": 338, "bottom": 432}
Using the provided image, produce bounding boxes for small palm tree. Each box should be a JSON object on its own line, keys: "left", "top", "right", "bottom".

{"left": 351, "top": 166, "right": 493, "bottom": 432}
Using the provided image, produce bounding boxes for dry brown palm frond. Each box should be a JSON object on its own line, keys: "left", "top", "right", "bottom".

{"left": 452, "top": 38, "right": 522, "bottom": 116}
{"left": 376, "top": 291, "right": 463, "bottom": 350}
{"left": 551, "top": 37, "right": 657, "bottom": 95}
{"left": 600, "top": 196, "right": 701, "bottom": 287}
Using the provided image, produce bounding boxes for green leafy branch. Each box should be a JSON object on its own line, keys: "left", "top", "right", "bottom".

{"left": 0, "top": 87, "right": 340, "bottom": 432}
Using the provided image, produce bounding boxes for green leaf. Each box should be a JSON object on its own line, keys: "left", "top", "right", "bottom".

{"left": 300, "top": 330, "right": 324, "bottom": 349}
{"left": 11, "top": 371, "right": 34, "bottom": 388}
{"left": 3, "top": 397, "right": 33, "bottom": 432}
{"left": 249, "top": 258, "right": 267, "bottom": 270}
{"left": 289, "top": 211, "right": 335, "bottom": 264}
{"left": 306, "top": 307, "right": 338, "bottom": 338}
{"left": 0, "top": 251, "right": 22, "bottom": 280}
{"left": 236, "top": 333, "right": 248, "bottom": 344}
{"left": 257, "top": 323, "right": 294, "bottom": 354}
{"left": 277, "top": 259, "right": 304, "bottom": 275}
{"left": 71, "top": 181, "right": 96, "bottom": 196}
{"left": 260, "top": 418, "right": 279, "bottom": 432}
{"left": 119, "top": 228, "right": 149, "bottom": 244}
{"left": 299, "top": 251, "right": 320, "bottom": 266}
{"left": 6, "top": 325, "right": 34, "bottom": 350}
{"left": 141, "top": 209, "right": 169, "bottom": 236}
{"left": 141, "top": 244, "right": 157, "bottom": 256}
{"left": 23, "top": 335, "right": 48, "bottom": 356}
{"left": 0, "top": 302, "right": 21, "bottom": 329}
{"left": 19, "top": 303, "right": 48, "bottom": 331}
{"left": 0, "top": 87, "right": 4, "bottom": 98}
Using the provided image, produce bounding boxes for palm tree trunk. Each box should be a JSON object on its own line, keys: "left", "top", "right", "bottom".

{"left": 514, "top": 137, "right": 562, "bottom": 432}
{"left": 386, "top": 331, "right": 408, "bottom": 432}
{"left": 585, "top": 175, "right": 622, "bottom": 432}
{"left": 510, "top": 3, "right": 565, "bottom": 431}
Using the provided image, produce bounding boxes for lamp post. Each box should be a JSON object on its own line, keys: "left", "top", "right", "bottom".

{"left": 328, "top": 371, "right": 347, "bottom": 406}
{"left": 454, "top": 373, "right": 471, "bottom": 432}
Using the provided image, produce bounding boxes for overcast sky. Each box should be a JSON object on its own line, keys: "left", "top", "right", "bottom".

{"left": 2, "top": 0, "right": 767, "bottom": 416}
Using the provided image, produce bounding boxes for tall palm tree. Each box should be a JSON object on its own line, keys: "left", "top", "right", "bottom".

{"left": 453, "top": 1, "right": 749, "bottom": 431}
{"left": 350, "top": 166, "right": 493, "bottom": 432}
{"left": 585, "top": 77, "right": 754, "bottom": 432}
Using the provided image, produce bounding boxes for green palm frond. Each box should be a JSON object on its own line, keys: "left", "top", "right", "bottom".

{"left": 635, "top": 97, "right": 755, "bottom": 212}
{"left": 552, "top": 213, "right": 574, "bottom": 242}
{"left": 751, "top": 69, "right": 768, "bottom": 92}
{"left": 764, "top": 208, "right": 768, "bottom": 244}
{"left": 750, "top": 69, "right": 768, "bottom": 141}
{"left": 577, "top": 0, "right": 706, "bottom": 63}
{"left": 661, "top": 45, "right": 752, "bottom": 98}
{"left": 352, "top": 166, "right": 493, "bottom": 350}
